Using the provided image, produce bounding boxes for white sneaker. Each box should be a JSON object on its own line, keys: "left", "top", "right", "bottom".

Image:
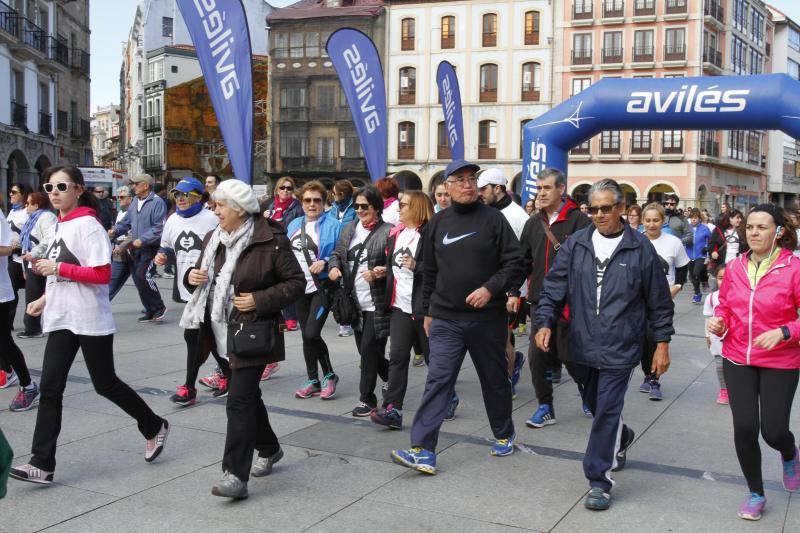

{"left": 338, "top": 325, "right": 353, "bottom": 337}
{"left": 145, "top": 420, "right": 169, "bottom": 462}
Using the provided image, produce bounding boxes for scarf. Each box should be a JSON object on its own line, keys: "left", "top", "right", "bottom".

{"left": 270, "top": 196, "right": 293, "bottom": 221}
{"left": 179, "top": 217, "right": 255, "bottom": 331}
{"left": 383, "top": 197, "right": 397, "bottom": 210}
{"left": 177, "top": 201, "right": 203, "bottom": 218}
{"left": 20, "top": 209, "right": 44, "bottom": 254}
{"left": 361, "top": 218, "right": 379, "bottom": 231}
{"left": 10, "top": 203, "right": 23, "bottom": 211}
{"left": 333, "top": 197, "right": 353, "bottom": 219}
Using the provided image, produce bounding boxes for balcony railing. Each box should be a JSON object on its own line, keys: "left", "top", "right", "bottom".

{"left": 38, "top": 111, "right": 51, "bottom": 136}
{"left": 70, "top": 48, "right": 90, "bottom": 75}
{"left": 664, "top": 44, "right": 686, "bottom": 61}
{"left": 603, "top": 0, "right": 624, "bottom": 18}
{"left": 398, "top": 146, "right": 415, "bottom": 159}
{"left": 279, "top": 107, "right": 309, "bottom": 121}
{"left": 633, "top": 45, "right": 654, "bottom": 62}
{"left": 0, "top": 1, "right": 18, "bottom": 36}
{"left": 704, "top": 0, "right": 724, "bottom": 23}
{"left": 142, "top": 154, "right": 162, "bottom": 170}
{"left": 340, "top": 156, "right": 366, "bottom": 172}
{"left": 21, "top": 17, "right": 46, "bottom": 54}
{"left": 631, "top": 141, "right": 652, "bottom": 154}
{"left": 600, "top": 140, "right": 621, "bottom": 154}
{"left": 144, "top": 115, "right": 162, "bottom": 131}
{"left": 573, "top": 1, "right": 593, "bottom": 19}
{"left": 666, "top": 0, "right": 688, "bottom": 14}
{"left": 572, "top": 49, "right": 592, "bottom": 65}
{"left": 633, "top": 0, "right": 655, "bottom": 16}
{"left": 703, "top": 47, "right": 722, "bottom": 67}
{"left": 57, "top": 109, "right": 68, "bottom": 132}
{"left": 47, "top": 35, "right": 68, "bottom": 66}
{"left": 11, "top": 100, "right": 26, "bottom": 129}
{"left": 521, "top": 88, "right": 541, "bottom": 102}
{"left": 700, "top": 139, "right": 720, "bottom": 157}
{"left": 478, "top": 146, "right": 496, "bottom": 159}
{"left": 602, "top": 47, "right": 623, "bottom": 63}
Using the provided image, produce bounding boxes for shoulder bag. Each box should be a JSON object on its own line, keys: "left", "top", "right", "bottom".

{"left": 331, "top": 223, "right": 382, "bottom": 325}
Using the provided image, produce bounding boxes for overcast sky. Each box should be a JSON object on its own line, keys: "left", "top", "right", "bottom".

{"left": 89, "top": 0, "right": 800, "bottom": 111}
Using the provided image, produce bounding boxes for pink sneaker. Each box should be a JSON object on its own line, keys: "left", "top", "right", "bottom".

{"left": 737, "top": 492, "right": 766, "bottom": 520}
{"left": 285, "top": 320, "right": 298, "bottom": 331}
{"left": 716, "top": 388, "right": 729, "bottom": 405}
{"left": 320, "top": 373, "right": 339, "bottom": 400}
{"left": 783, "top": 447, "right": 800, "bottom": 492}
{"left": 199, "top": 368, "right": 222, "bottom": 390}
{"left": 294, "top": 380, "right": 321, "bottom": 399}
{"left": 261, "top": 363, "right": 280, "bottom": 381}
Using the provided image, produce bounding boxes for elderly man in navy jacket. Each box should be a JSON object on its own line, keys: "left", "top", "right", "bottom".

{"left": 535, "top": 178, "right": 674, "bottom": 511}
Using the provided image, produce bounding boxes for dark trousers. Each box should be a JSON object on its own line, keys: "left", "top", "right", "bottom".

{"left": 355, "top": 311, "right": 388, "bottom": 406}
{"left": 528, "top": 310, "right": 582, "bottom": 407}
{"left": 689, "top": 258, "right": 708, "bottom": 295}
{"left": 108, "top": 248, "right": 164, "bottom": 314}
{"left": 640, "top": 325, "right": 657, "bottom": 379}
{"left": 7, "top": 260, "right": 24, "bottom": 327}
{"left": 724, "top": 359, "right": 799, "bottom": 495}
{"left": 222, "top": 364, "right": 281, "bottom": 482}
{"left": 295, "top": 291, "right": 334, "bottom": 382}
{"left": 183, "top": 327, "right": 227, "bottom": 388}
{"left": 0, "top": 300, "right": 31, "bottom": 387}
{"left": 383, "top": 309, "right": 428, "bottom": 410}
{"left": 29, "top": 330, "right": 164, "bottom": 471}
{"left": 580, "top": 364, "right": 634, "bottom": 492}
{"left": 22, "top": 263, "right": 46, "bottom": 335}
{"left": 410, "top": 317, "right": 514, "bottom": 452}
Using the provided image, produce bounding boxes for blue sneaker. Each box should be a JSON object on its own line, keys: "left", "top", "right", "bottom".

{"left": 584, "top": 487, "right": 611, "bottom": 510}
{"left": 444, "top": 392, "right": 459, "bottom": 421}
{"left": 511, "top": 351, "right": 525, "bottom": 388}
{"left": 391, "top": 447, "right": 437, "bottom": 475}
{"left": 692, "top": 293, "right": 702, "bottom": 304}
{"left": 526, "top": 404, "right": 556, "bottom": 428}
{"left": 582, "top": 403, "right": 593, "bottom": 418}
{"left": 491, "top": 433, "right": 515, "bottom": 456}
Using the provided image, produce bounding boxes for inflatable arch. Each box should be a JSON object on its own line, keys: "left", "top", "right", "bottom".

{"left": 521, "top": 73, "right": 800, "bottom": 205}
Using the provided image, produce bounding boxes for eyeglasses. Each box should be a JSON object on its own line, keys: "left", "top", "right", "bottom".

{"left": 43, "top": 182, "right": 75, "bottom": 194}
{"left": 354, "top": 203, "right": 371, "bottom": 211}
{"left": 587, "top": 204, "right": 618, "bottom": 215}
{"left": 302, "top": 197, "right": 323, "bottom": 204}
{"left": 447, "top": 174, "right": 478, "bottom": 186}
{"left": 278, "top": 185, "right": 293, "bottom": 191}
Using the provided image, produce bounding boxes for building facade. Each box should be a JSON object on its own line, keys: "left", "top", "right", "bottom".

{"left": 0, "top": 0, "right": 91, "bottom": 199}
{"left": 91, "top": 103, "right": 120, "bottom": 166}
{"left": 386, "top": 0, "right": 553, "bottom": 193}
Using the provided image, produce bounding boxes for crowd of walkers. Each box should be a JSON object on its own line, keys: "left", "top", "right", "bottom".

{"left": 2, "top": 164, "right": 800, "bottom": 521}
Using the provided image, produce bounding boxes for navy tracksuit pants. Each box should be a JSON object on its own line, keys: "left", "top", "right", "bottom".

{"left": 579, "top": 364, "right": 635, "bottom": 491}
{"left": 409, "top": 317, "right": 514, "bottom": 452}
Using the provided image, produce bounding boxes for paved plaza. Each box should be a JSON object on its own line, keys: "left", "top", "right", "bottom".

{"left": 2, "top": 278, "right": 798, "bottom": 532}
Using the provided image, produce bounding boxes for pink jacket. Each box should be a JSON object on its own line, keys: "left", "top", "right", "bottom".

{"left": 715, "top": 248, "right": 800, "bottom": 369}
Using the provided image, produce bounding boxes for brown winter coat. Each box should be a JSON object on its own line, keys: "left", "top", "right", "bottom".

{"left": 184, "top": 215, "right": 305, "bottom": 369}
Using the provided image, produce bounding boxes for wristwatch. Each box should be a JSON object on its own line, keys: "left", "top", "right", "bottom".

{"left": 781, "top": 325, "right": 791, "bottom": 341}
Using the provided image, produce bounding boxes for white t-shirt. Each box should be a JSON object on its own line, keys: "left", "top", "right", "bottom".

{"left": 391, "top": 227, "right": 420, "bottom": 314}
{"left": 703, "top": 290, "right": 723, "bottom": 356}
{"left": 42, "top": 215, "right": 115, "bottom": 336}
{"left": 591, "top": 230, "right": 624, "bottom": 315}
{"left": 724, "top": 229, "right": 740, "bottom": 264}
{"left": 0, "top": 211, "right": 14, "bottom": 302}
{"left": 160, "top": 209, "right": 219, "bottom": 302}
{"left": 348, "top": 223, "right": 374, "bottom": 311}
{"left": 7, "top": 207, "right": 28, "bottom": 264}
{"left": 648, "top": 232, "right": 690, "bottom": 286}
{"left": 383, "top": 200, "right": 400, "bottom": 226}
{"left": 290, "top": 220, "right": 321, "bottom": 295}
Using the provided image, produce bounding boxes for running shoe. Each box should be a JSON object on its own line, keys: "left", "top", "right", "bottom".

{"left": 338, "top": 324, "right": 353, "bottom": 337}
{"left": 639, "top": 377, "right": 652, "bottom": 393}
{"left": 515, "top": 323, "right": 527, "bottom": 337}
{"left": 212, "top": 377, "right": 229, "bottom": 398}
{"left": 491, "top": 433, "right": 516, "bottom": 457}
{"left": 412, "top": 353, "right": 425, "bottom": 367}
{"left": 526, "top": 404, "right": 556, "bottom": 428}
{"left": 582, "top": 403, "right": 593, "bottom": 418}
{"left": 551, "top": 368, "right": 562, "bottom": 384}
{"left": 284, "top": 319, "right": 298, "bottom": 331}
{"left": 320, "top": 373, "right": 339, "bottom": 400}
{"left": 16, "top": 331, "right": 44, "bottom": 339}
{"left": 352, "top": 402, "right": 375, "bottom": 417}
{"left": 9, "top": 383, "right": 39, "bottom": 412}
{"left": 692, "top": 293, "right": 702, "bottom": 304}
{"left": 737, "top": 492, "right": 766, "bottom": 520}
{"left": 151, "top": 306, "right": 167, "bottom": 322}
{"left": 716, "top": 388, "right": 729, "bottom": 405}
{"left": 212, "top": 471, "right": 248, "bottom": 499}
{"left": 444, "top": 392, "right": 459, "bottom": 421}
{"left": 511, "top": 351, "right": 525, "bottom": 389}
{"left": 371, "top": 404, "right": 403, "bottom": 430}
{"left": 612, "top": 427, "right": 635, "bottom": 472}
{"left": 0, "top": 369, "right": 18, "bottom": 389}
{"left": 391, "top": 447, "right": 437, "bottom": 475}
{"left": 251, "top": 448, "right": 284, "bottom": 478}
{"left": 294, "top": 380, "right": 321, "bottom": 399}
{"left": 783, "top": 447, "right": 800, "bottom": 492}
{"left": 649, "top": 379, "right": 663, "bottom": 401}
{"left": 261, "top": 362, "right": 280, "bottom": 381}
{"left": 145, "top": 420, "right": 169, "bottom": 462}
{"left": 584, "top": 488, "right": 611, "bottom": 511}
{"left": 9, "top": 463, "right": 53, "bottom": 485}
{"left": 170, "top": 385, "right": 197, "bottom": 407}
{"left": 137, "top": 311, "right": 155, "bottom": 323}
{"left": 199, "top": 366, "right": 223, "bottom": 390}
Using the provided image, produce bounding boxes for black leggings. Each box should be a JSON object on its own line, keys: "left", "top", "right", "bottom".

{"left": 29, "top": 330, "right": 164, "bottom": 471}
{"left": 641, "top": 324, "right": 657, "bottom": 379}
{"left": 355, "top": 311, "right": 388, "bottom": 406}
{"left": 0, "top": 300, "right": 31, "bottom": 387}
{"left": 183, "top": 327, "right": 229, "bottom": 389}
{"left": 384, "top": 309, "right": 428, "bottom": 410}
{"left": 7, "top": 260, "right": 24, "bottom": 327}
{"left": 724, "top": 359, "right": 799, "bottom": 496}
{"left": 295, "top": 291, "right": 334, "bottom": 382}
{"left": 22, "top": 263, "right": 46, "bottom": 335}
{"left": 689, "top": 258, "right": 708, "bottom": 296}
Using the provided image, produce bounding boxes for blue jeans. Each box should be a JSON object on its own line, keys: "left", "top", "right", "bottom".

{"left": 108, "top": 247, "right": 164, "bottom": 314}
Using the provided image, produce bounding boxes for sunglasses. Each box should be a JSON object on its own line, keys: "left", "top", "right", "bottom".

{"left": 354, "top": 203, "right": 371, "bottom": 211}
{"left": 43, "top": 182, "right": 75, "bottom": 193}
{"left": 173, "top": 192, "right": 199, "bottom": 199}
{"left": 9, "top": 190, "right": 20, "bottom": 195}
{"left": 302, "top": 197, "right": 323, "bottom": 204}
{"left": 587, "top": 204, "right": 617, "bottom": 215}
{"left": 664, "top": 201, "right": 677, "bottom": 206}
{"left": 278, "top": 185, "right": 293, "bottom": 191}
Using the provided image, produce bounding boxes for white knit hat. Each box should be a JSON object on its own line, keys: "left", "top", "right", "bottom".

{"left": 214, "top": 179, "right": 260, "bottom": 214}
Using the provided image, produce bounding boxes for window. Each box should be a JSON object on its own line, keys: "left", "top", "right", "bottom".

{"left": 750, "top": 9, "right": 764, "bottom": 45}
{"left": 171, "top": 65, "right": 178, "bottom": 74}
{"left": 290, "top": 33, "right": 304, "bottom": 58}
{"left": 789, "top": 59, "right": 800, "bottom": 81}
{"left": 749, "top": 48, "right": 763, "bottom": 75}
{"left": 662, "top": 130, "right": 683, "bottom": 153}
{"left": 633, "top": 30, "right": 654, "bottom": 61}
{"left": 399, "top": 67, "right": 416, "bottom": 105}
{"left": 401, "top": 18, "right": 415, "bottom": 51}
{"left": 574, "top": 0, "right": 593, "bottom": 18}
{"left": 398, "top": 122, "right": 415, "bottom": 159}
{"left": 280, "top": 87, "right": 307, "bottom": 108}
{"left": 306, "top": 32, "right": 320, "bottom": 57}
{"left": 728, "top": 130, "right": 745, "bottom": 161}
{"left": 441, "top": 16, "right": 455, "bottom": 49}
{"left": 731, "top": 36, "right": 746, "bottom": 74}
{"left": 524, "top": 11, "right": 540, "bottom": 46}
{"left": 601, "top": 131, "right": 621, "bottom": 154}
{"left": 437, "top": 121, "right": 449, "bottom": 159}
{"left": 317, "top": 86, "right": 335, "bottom": 110}
{"left": 602, "top": 31, "right": 623, "bottom": 63}
{"left": 340, "top": 131, "right": 362, "bottom": 158}
{"left": 482, "top": 13, "right": 497, "bottom": 47}
{"left": 733, "top": 0, "right": 749, "bottom": 33}
{"left": 148, "top": 60, "right": 164, "bottom": 83}
{"left": 280, "top": 131, "right": 309, "bottom": 158}
{"left": 478, "top": 120, "right": 497, "bottom": 159}
{"left": 791, "top": 28, "right": 800, "bottom": 53}
{"left": 631, "top": 130, "right": 651, "bottom": 153}
{"left": 521, "top": 62, "right": 541, "bottom": 102}
{"left": 664, "top": 28, "right": 685, "bottom": 60}
{"left": 274, "top": 33, "right": 288, "bottom": 58}
{"left": 572, "top": 33, "right": 592, "bottom": 64}
{"left": 321, "top": 31, "right": 332, "bottom": 57}
{"left": 479, "top": 64, "right": 498, "bottom": 102}
{"left": 571, "top": 77, "right": 591, "bottom": 96}
{"left": 316, "top": 137, "right": 335, "bottom": 165}
{"left": 746, "top": 131, "right": 761, "bottom": 165}
{"left": 162, "top": 17, "right": 173, "bottom": 38}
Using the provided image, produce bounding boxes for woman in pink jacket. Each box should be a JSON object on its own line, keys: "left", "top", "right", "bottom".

{"left": 708, "top": 204, "right": 800, "bottom": 521}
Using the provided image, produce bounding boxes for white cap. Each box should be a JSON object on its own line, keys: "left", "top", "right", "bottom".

{"left": 477, "top": 168, "right": 507, "bottom": 188}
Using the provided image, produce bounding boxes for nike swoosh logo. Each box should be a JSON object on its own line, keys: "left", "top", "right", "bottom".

{"left": 443, "top": 232, "right": 476, "bottom": 245}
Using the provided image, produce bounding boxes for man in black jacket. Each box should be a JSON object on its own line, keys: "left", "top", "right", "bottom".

{"left": 518, "top": 168, "right": 591, "bottom": 429}
{"left": 535, "top": 179, "right": 674, "bottom": 511}
{"left": 391, "top": 159, "right": 524, "bottom": 475}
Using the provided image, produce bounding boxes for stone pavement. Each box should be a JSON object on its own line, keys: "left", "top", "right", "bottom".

{"left": 1, "top": 278, "right": 798, "bottom": 532}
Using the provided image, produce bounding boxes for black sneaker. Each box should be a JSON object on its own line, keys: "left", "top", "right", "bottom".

{"left": 151, "top": 306, "right": 167, "bottom": 322}
{"left": 612, "top": 427, "right": 635, "bottom": 472}
{"left": 137, "top": 312, "right": 154, "bottom": 323}
{"left": 352, "top": 402, "right": 375, "bottom": 417}
{"left": 371, "top": 404, "right": 403, "bottom": 429}
{"left": 584, "top": 487, "right": 611, "bottom": 510}
{"left": 170, "top": 386, "right": 197, "bottom": 407}
{"left": 16, "top": 331, "right": 44, "bottom": 339}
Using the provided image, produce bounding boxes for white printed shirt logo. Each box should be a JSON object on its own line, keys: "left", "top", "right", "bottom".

{"left": 442, "top": 232, "right": 476, "bottom": 245}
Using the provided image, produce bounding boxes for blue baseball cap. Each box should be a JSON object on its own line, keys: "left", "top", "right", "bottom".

{"left": 445, "top": 159, "right": 480, "bottom": 179}
{"left": 172, "top": 177, "right": 204, "bottom": 196}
